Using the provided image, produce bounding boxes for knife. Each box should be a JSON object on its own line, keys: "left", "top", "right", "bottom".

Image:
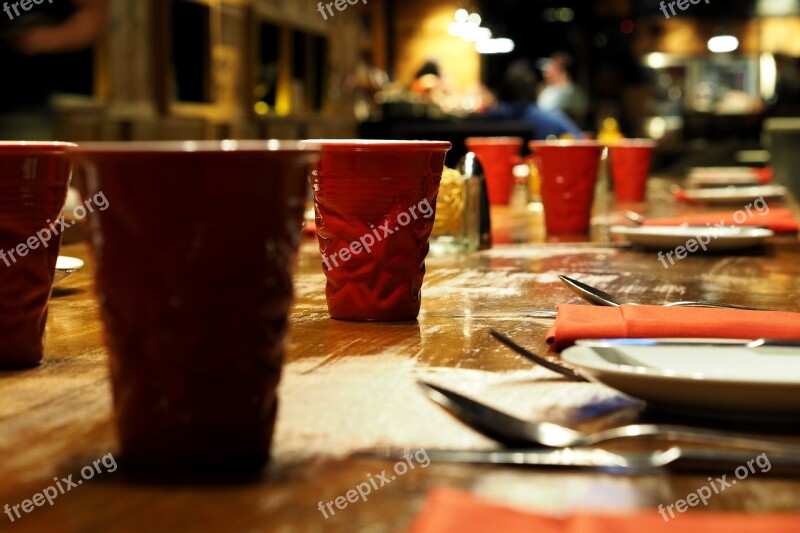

{"left": 358, "top": 447, "right": 681, "bottom": 469}
{"left": 358, "top": 447, "right": 800, "bottom": 469}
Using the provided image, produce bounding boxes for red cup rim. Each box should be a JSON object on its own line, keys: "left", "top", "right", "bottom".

{"left": 303, "top": 139, "right": 451, "bottom": 152}
{"left": 466, "top": 137, "right": 524, "bottom": 146}
{"left": 0, "top": 142, "right": 77, "bottom": 152}
{"left": 73, "top": 140, "right": 318, "bottom": 153}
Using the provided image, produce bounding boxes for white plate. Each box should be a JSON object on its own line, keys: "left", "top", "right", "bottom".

{"left": 686, "top": 175, "right": 761, "bottom": 188}
{"left": 54, "top": 256, "right": 84, "bottom": 285}
{"left": 682, "top": 185, "right": 786, "bottom": 204}
{"left": 610, "top": 225, "right": 774, "bottom": 251}
{"left": 689, "top": 167, "right": 758, "bottom": 178}
{"left": 562, "top": 343, "right": 800, "bottom": 416}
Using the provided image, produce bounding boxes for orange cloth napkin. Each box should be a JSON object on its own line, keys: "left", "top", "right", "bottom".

{"left": 642, "top": 208, "right": 799, "bottom": 233}
{"left": 755, "top": 167, "right": 774, "bottom": 184}
{"left": 546, "top": 304, "right": 800, "bottom": 350}
{"left": 406, "top": 488, "right": 800, "bottom": 533}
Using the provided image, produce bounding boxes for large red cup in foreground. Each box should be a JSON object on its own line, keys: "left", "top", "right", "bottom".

{"left": 72, "top": 141, "right": 318, "bottom": 466}
{"left": 465, "top": 137, "right": 522, "bottom": 205}
{"left": 608, "top": 139, "right": 656, "bottom": 202}
{"left": 529, "top": 140, "right": 604, "bottom": 234}
{"left": 0, "top": 142, "right": 74, "bottom": 368}
{"left": 306, "top": 140, "right": 450, "bottom": 322}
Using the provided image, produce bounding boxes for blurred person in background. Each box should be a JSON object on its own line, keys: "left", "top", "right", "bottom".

{"left": 537, "top": 52, "right": 587, "bottom": 127}
{"left": 0, "top": 0, "right": 108, "bottom": 139}
{"left": 479, "top": 59, "right": 583, "bottom": 140}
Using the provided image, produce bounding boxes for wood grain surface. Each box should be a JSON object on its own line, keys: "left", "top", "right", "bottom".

{"left": 1, "top": 179, "right": 800, "bottom": 532}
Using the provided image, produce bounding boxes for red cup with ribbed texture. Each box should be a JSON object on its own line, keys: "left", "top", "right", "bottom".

{"left": 609, "top": 140, "right": 656, "bottom": 202}
{"left": 306, "top": 140, "right": 450, "bottom": 321}
{"left": 71, "top": 141, "right": 317, "bottom": 467}
{"left": 0, "top": 142, "right": 74, "bottom": 368}
{"left": 529, "top": 140, "right": 604, "bottom": 234}
{"left": 465, "top": 137, "right": 522, "bottom": 205}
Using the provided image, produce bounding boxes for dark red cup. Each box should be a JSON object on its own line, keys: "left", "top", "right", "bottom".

{"left": 0, "top": 142, "right": 75, "bottom": 368}
{"left": 528, "top": 140, "right": 604, "bottom": 234}
{"left": 305, "top": 140, "right": 450, "bottom": 322}
{"left": 465, "top": 137, "right": 522, "bottom": 205}
{"left": 71, "top": 141, "right": 318, "bottom": 466}
{"left": 608, "top": 140, "right": 656, "bottom": 202}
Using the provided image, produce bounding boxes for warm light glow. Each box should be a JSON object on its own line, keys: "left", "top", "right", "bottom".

{"left": 708, "top": 35, "right": 739, "bottom": 53}
{"left": 645, "top": 53, "right": 667, "bottom": 69}
{"left": 476, "top": 38, "right": 515, "bottom": 54}
{"left": 462, "top": 26, "right": 492, "bottom": 42}
{"left": 455, "top": 8, "right": 469, "bottom": 22}
{"left": 254, "top": 101, "right": 269, "bottom": 115}
{"left": 468, "top": 13, "right": 481, "bottom": 25}
{"left": 761, "top": 53, "right": 778, "bottom": 100}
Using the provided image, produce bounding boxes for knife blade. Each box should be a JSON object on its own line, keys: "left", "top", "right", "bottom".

{"left": 358, "top": 447, "right": 681, "bottom": 469}
{"left": 358, "top": 447, "right": 800, "bottom": 469}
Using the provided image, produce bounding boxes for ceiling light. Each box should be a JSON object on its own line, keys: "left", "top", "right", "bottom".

{"left": 708, "top": 35, "right": 739, "bottom": 53}
{"left": 476, "top": 38, "right": 515, "bottom": 54}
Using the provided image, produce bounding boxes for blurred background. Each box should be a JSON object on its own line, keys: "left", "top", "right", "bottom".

{"left": 1, "top": 0, "right": 799, "bottom": 172}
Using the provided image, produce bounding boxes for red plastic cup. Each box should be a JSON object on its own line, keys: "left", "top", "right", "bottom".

{"left": 608, "top": 140, "right": 656, "bottom": 202}
{"left": 0, "top": 142, "right": 75, "bottom": 368}
{"left": 529, "top": 140, "right": 604, "bottom": 234}
{"left": 71, "top": 141, "right": 318, "bottom": 466}
{"left": 305, "top": 140, "right": 451, "bottom": 322}
{"left": 465, "top": 137, "right": 522, "bottom": 205}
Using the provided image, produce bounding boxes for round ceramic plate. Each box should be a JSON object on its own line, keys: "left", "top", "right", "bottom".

{"left": 682, "top": 185, "right": 786, "bottom": 204}
{"left": 686, "top": 175, "right": 761, "bottom": 188}
{"left": 54, "top": 256, "right": 84, "bottom": 285}
{"left": 610, "top": 225, "right": 774, "bottom": 251}
{"left": 562, "top": 343, "right": 800, "bottom": 417}
{"left": 689, "top": 166, "right": 758, "bottom": 178}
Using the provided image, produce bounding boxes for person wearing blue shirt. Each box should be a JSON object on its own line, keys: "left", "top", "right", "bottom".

{"left": 478, "top": 59, "right": 584, "bottom": 140}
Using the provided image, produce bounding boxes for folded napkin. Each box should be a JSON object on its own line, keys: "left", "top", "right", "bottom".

{"left": 546, "top": 304, "right": 800, "bottom": 350}
{"left": 755, "top": 167, "right": 774, "bottom": 184}
{"left": 406, "top": 489, "right": 800, "bottom": 533}
{"left": 643, "top": 208, "right": 799, "bottom": 233}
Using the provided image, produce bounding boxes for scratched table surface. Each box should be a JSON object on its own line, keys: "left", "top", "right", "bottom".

{"left": 2, "top": 179, "right": 800, "bottom": 532}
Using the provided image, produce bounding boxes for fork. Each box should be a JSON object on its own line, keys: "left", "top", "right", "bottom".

{"left": 490, "top": 330, "right": 588, "bottom": 382}
{"left": 559, "top": 275, "right": 767, "bottom": 311}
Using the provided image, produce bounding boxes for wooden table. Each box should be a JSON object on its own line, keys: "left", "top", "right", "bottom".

{"left": 2, "top": 179, "right": 800, "bottom": 532}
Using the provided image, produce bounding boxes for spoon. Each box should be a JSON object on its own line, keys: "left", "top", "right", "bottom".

{"left": 418, "top": 381, "right": 800, "bottom": 453}
{"left": 558, "top": 274, "right": 767, "bottom": 311}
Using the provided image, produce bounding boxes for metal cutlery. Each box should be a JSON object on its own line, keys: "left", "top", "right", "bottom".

{"left": 418, "top": 381, "right": 800, "bottom": 454}
{"left": 558, "top": 274, "right": 767, "bottom": 311}
{"left": 490, "top": 330, "right": 588, "bottom": 382}
{"left": 361, "top": 447, "right": 681, "bottom": 469}
{"left": 362, "top": 446, "right": 800, "bottom": 470}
